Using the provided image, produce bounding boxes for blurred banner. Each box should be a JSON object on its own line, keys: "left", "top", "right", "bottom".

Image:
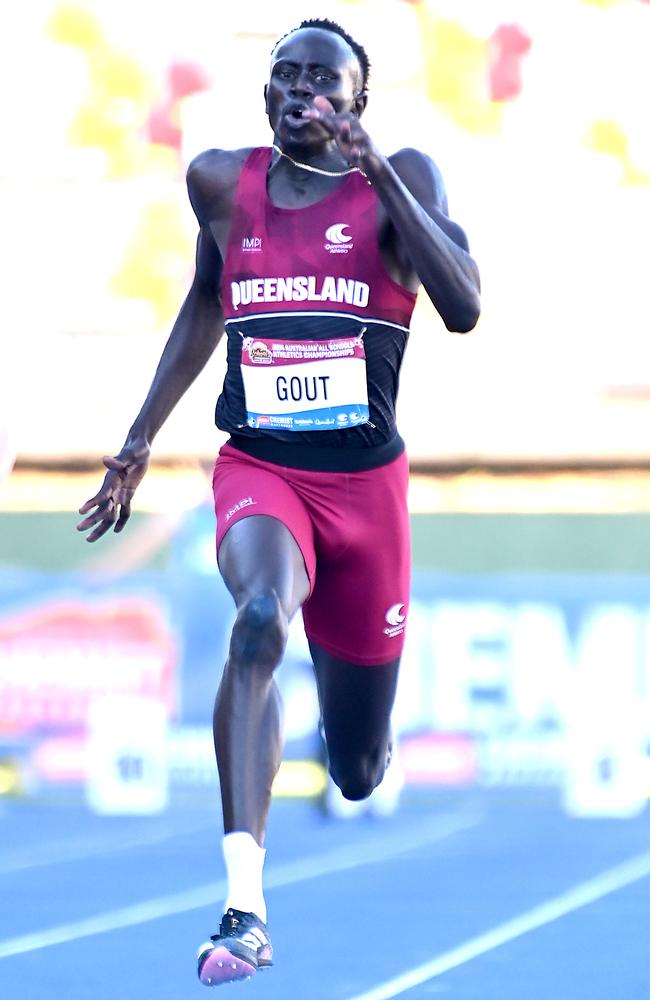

{"left": 4, "top": 0, "right": 650, "bottom": 464}
{"left": 2, "top": 558, "right": 649, "bottom": 796}
{"left": 0, "top": 593, "right": 176, "bottom": 736}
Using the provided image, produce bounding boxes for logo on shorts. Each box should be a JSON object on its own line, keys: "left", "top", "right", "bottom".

{"left": 324, "top": 223, "right": 353, "bottom": 254}
{"left": 225, "top": 497, "right": 257, "bottom": 521}
{"left": 384, "top": 603, "right": 407, "bottom": 638}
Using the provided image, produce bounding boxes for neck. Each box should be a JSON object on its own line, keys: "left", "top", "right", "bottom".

{"left": 272, "top": 142, "right": 363, "bottom": 178}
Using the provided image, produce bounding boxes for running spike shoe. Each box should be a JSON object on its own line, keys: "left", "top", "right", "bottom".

{"left": 197, "top": 908, "right": 273, "bottom": 986}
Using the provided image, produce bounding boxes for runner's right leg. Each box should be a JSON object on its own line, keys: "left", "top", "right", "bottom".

{"left": 198, "top": 514, "right": 309, "bottom": 987}
{"left": 215, "top": 513, "right": 309, "bottom": 842}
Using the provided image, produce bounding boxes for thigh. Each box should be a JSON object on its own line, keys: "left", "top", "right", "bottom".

{"left": 309, "top": 641, "right": 400, "bottom": 752}
{"left": 302, "top": 451, "right": 410, "bottom": 665}
{"left": 219, "top": 514, "right": 310, "bottom": 617}
{"left": 213, "top": 447, "right": 315, "bottom": 616}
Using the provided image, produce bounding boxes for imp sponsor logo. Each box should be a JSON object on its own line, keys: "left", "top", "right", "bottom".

{"left": 225, "top": 497, "right": 257, "bottom": 521}
{"left": 384, "top": 602, "right": 407, "bottom": 638}
{"left": 242, "top": 236, "right": 263, "bottom": 253}
{"left": 324, "top": 223, "right": 353, "bottom": 254}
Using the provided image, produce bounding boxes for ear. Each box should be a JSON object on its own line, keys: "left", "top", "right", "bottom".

{"left": 263, "top": 83, "right": 269, "bottom": 113}
{"left": 353, "top": 90, "right": 368, "bottom": 118}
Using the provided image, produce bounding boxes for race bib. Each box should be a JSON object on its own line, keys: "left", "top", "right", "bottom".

{"left": 240, "top": 335, "right": 370, "bottom": 432}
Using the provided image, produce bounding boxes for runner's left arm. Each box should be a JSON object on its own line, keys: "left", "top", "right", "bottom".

{"left": 303, "top": 98, "right": 480, "bottom": 333}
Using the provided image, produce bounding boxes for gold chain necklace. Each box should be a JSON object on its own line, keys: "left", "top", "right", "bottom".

{"left": 272, "top": 143, "right": 364, "bottom": 177}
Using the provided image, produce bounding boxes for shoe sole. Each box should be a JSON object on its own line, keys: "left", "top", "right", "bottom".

{"left": 198, "top": 945, "right": 256, "bottom": 986}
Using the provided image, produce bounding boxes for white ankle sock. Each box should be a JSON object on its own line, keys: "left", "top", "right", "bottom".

{"left": 222, "top": 832, "right": 267, "bottom": 923}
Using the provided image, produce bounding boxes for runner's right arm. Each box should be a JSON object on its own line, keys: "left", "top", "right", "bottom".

{"left": 122, "top": 224, "right": 224, "bottom": 447}
{"left": 77, "top": 167, "right": 225, "bottom": 543}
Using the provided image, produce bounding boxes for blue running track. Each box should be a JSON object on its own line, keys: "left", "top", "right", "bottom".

{"left": 1, "top": 788, "right": 649, "bottom": 999}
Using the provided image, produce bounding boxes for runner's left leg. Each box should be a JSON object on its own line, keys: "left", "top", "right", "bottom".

{"left": 309, "top": 641, "right": 400, "bottom": 800}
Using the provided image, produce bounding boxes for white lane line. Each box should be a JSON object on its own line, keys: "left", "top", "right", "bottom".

{"left": 0, "top": 807, "right": 480, "bottom": 959}
{"left": 0, "top": 818, "right": 216, "bottom": 875}
{"left": 346, "top": 848, "right": 650, "bottom": 1000}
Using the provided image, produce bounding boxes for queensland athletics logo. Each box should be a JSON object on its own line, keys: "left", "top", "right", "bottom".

{"left": 384, "top": 603, "right": 407, "bottom": 638}
{"left": 324, "top": 223, "right": 353, "bottom": 254}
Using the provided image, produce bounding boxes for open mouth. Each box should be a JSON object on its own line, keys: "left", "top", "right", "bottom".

{"left": 283, "top": 103, "right": 310, "bottom": 126}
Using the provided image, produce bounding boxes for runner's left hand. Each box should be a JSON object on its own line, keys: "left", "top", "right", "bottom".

{"left": 302, "top": 96, "right": 381, "bottom": 175}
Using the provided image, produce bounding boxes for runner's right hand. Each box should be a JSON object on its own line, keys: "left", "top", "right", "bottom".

{"left": 76, "top": 440, "right": 150, "bottom": 542}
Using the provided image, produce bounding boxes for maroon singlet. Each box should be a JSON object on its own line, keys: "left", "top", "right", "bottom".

{"left": 216, "top": 147, "right": 417, "bottom": 472}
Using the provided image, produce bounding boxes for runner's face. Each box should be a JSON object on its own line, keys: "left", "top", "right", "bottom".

{"left": 266, "top": 28, "right": 363, "bottom": 146}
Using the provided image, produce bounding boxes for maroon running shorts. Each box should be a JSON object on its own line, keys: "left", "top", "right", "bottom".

{"left": 212, "top": 443, "right": 410, "bottom": 665}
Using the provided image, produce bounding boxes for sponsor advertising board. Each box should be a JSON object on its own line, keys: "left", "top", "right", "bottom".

{"left": 1, "top": 563, "right": 649, "bottom": 811}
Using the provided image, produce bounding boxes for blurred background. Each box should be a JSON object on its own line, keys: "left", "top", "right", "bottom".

{"left": 2, "top": 0, "right": 650, "bottom": 864}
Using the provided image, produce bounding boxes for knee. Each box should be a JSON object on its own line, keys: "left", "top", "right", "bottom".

{"left": 338, "top": 778, "right": 375, "bottom": 802}
{"left": 329, "top": 756, "right": 383, "bottom": 802}
{"left": 228, "top": 592, "right": 288, "bottom": 672}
